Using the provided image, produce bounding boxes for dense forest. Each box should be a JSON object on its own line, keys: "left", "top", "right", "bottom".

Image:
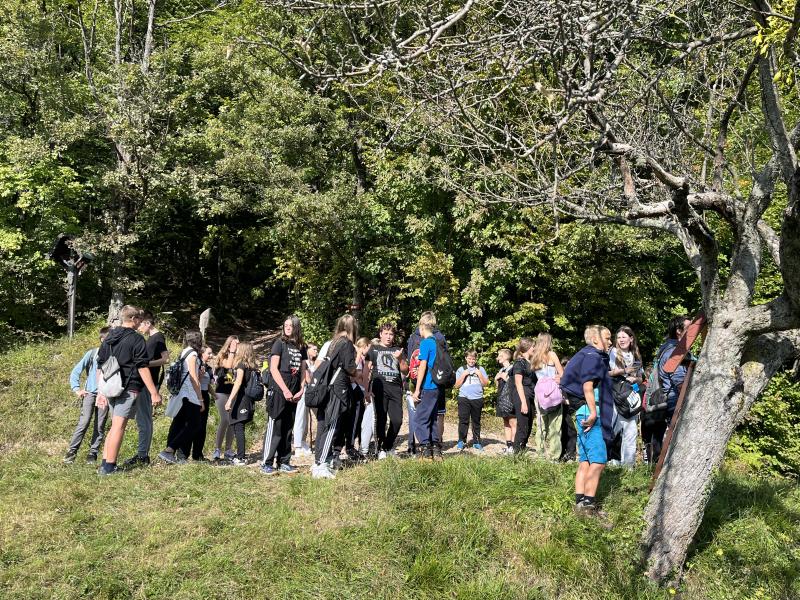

{"left": 2, "top": 0, "right": 800, "bottom": 582}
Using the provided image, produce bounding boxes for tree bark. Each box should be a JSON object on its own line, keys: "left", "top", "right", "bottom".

{"left": 641, "top": 317, "right": 799, "bottom": 582}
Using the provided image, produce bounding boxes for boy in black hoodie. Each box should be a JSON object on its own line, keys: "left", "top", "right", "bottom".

{"left": 95, "top": 305, "right": 162, "bottom": 476}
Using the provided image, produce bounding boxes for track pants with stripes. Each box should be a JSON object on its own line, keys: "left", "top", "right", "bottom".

{"left": 261, "top": 402, "right": 297, "bottom": 467}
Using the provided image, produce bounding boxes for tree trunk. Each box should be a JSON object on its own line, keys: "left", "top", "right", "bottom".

{"left": 640, "top": 316, "right": 797, "bottom": 582}
{"left": 352, "top": 270, "right": 364, "bottom": 337}
{"left": 107, "top": 247, "right": 126, "bottom": 327}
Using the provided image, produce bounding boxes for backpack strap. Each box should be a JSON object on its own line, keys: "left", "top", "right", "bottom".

{"left": 85, "top": 348, "right": 99, "bottom": 376}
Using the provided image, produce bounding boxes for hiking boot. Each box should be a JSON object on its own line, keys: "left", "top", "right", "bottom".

{"left": 417, "top": 444, "right": 432, "bottom": 461}
{"left": 63, "top": 449, "right": 78, "bottom": 464}
{"left": 260, "top": 464, "right": 278, "bottom": 475}
{"left": 85, "top": 453, "right": 98, "bottom": 465}
{"left": 280, "top": 463, "right": 299, "bottom": 474}
{"left": 432, "top": 445, "right": 443, "bottom": 462}
{"left": 123, "top": 455, "right": 150, "bottom": 467}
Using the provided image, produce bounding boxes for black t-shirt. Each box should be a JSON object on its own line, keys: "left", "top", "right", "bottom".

{"left": 145, "top": 332, "right": 168, "bottom": 384}
{"left": 234, "top": 362, "right": 254, "bottom": 401}
{"left": 511, "top": 358, "right": 537, "bottom": 402}
{"left": 270, "top": 339, "right": 307, "bottom": 395}
{"left": 329, "top": 339, "right": 356, "bottom": 389}
{"left": 214, "top": 365, "right": 236, "bottom": 394}
{"left": 366, "top": 345, "right": 403, "bottom": 386}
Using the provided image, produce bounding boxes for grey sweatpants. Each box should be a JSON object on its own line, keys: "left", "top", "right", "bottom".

{"left": 68, "top": 393, "right": 109, "bottom": 454}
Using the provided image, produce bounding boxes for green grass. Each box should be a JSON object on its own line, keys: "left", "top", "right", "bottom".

{"left": 0, "top": 325, "right": 799, "bottom": 599}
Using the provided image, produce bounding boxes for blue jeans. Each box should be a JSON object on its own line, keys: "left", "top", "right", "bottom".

{"left": 413, "top": 387, "right": 441, "bottom": 446}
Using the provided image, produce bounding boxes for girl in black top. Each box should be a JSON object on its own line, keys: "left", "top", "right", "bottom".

{"left": 260, "top": 315, "right": 307, "bottom": 475}
{"left": 312, "top": 315, "right": 357, "bottom": 479}
{"left": 511, "top": 337, "right": 538, "bottom": 453}
{"left": 212, "top": 335, "right": 239, "bottom": 460}
{"left": 494, "top": 348, "right": 516, "bottom": 454}
{"left": 225, "top": 342, "right": 259, "bottom": 466}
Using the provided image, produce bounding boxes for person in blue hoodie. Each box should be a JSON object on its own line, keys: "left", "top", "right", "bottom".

{"left": 559, "top": 325, "right": 613, "bottom": 523}
{"left": 63, "top": 327, "right": 112, "bottom": 464}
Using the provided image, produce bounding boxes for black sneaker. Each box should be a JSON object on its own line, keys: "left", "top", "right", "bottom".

{"left": 86, "top": 453, "right": 98, "bottom": 464}
{"left": 123, "top": 455, "right": 150, "bottom": 467}
{"left": 97, "top": 465, "right": 126, "bottom": 477}
{"left": 63, "top": 449, "right": 78, "bottom": 464}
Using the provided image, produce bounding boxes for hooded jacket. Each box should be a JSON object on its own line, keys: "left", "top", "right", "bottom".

{"left": 96, "top": 326, "right": 150, "bottom": 393}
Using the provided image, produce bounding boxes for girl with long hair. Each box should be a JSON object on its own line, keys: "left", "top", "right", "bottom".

{"left": 530, "top": 333, "right": 565, "bottom": 461}
{"left": 158, "top": 329, "right": 205, "bottom": 464}
{"left": 212, "top": 335, "right": 239, "bottom": 460}
{"left": 293, "top": 342, "right": 318, "bottom": 457}
{"left": 609, "top": 325, "right": 644, "bottom": 467}
{"left": 494, "top": 348, "right": 515, "bottom": 454}
{"left": 181, "top": 344, "right": 217, "bottom": 461}
{"left": 511, "top": 337, "right": 537, "bottom": 454}
{"left": 225, "top": 342, "right": 259, "bottom": 466}
{"left": 312, "top": 315, "right": 358, "bottom": 479}
{"left": 261, "top": 315, "right": 307, "bottom": 475}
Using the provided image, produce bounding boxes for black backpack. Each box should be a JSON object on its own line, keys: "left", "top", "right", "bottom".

{"left": 644, "top": 345, "right": 673, "bottom": 421}
{"left": 612, "top": 376, "right": 642, "bottom": 418}
{"left": 243, "top": 369, "right": 264, "bottom": 402}
{"left": 304, "top": 358, "right": 342, "bottom": 409}
{"left": 165, "top": 349, "right": 192, "bottom": 396}
{"left": 429, "top": 339, "right": 456, "bottom": 388}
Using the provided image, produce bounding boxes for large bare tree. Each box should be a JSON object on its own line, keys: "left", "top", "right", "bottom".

{"left": 249, "top": 0, "right": 800, "bottom": 583}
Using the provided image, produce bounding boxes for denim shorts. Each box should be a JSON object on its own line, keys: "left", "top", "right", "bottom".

{"left": 576, "top": 414, "right": 607, "bottom": 465}
{"left": 109, "top": 391, "right": 139, "bottom": 419}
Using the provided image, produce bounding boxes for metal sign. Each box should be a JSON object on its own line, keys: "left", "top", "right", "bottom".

{"left": 348, "top": 304, "right": 360, "bottom": 310}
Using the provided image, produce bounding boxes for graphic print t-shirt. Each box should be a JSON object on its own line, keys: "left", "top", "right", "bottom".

{"left": 271, "top": 339, "right": 307, "bottom": 395}
{"left": 366, "top": 345, "right": 403, "bottom": 386}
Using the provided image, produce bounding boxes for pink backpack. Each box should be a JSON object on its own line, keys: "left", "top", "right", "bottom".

{"left": 535, "top": 376, "right": 563, "bottom": 412}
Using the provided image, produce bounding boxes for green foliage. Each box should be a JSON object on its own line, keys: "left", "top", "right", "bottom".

{"left": 728, "top": 372, "right": 800, "bottom": 476}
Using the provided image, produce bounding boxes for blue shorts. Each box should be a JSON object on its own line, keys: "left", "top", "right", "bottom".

{"left": 576, "top": 414, "right": 607, "bottom": 465}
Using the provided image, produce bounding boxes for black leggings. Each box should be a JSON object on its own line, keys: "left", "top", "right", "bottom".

{"left": 560, "top": 405, "right": 577, "bottom": 460}
{"left": 182, "top": 390, "right": 210, "bottom": 459}
{"left": 457, "top": 397, "right": 483, "bottom": 444}
{"left": 233, "top": 422, "right": 247, "bottom": 460}
{"left": 511, "top": 391, "right": 534, "bottom": 451}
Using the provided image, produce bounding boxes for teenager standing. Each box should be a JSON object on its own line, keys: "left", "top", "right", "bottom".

{"left": 494, "top": 349, "right": 515, "bottom": 455}
{"left": 510, "top": 337, "right": 538, "bottom": 454}
{"left": 560, "top": 325, "right": 614, "bottom": 523}
{"left": 531, "top": 333, "right": 565, "bottom": 461}
{"left": 158, "top": 330, "right": 205, "bottom": 464}
{"left": 181, "top": 345, "right": 217, "bottom": 461}
{"left": 365, "top": 323, "right": 409, "bottom": 459}
{"left": 312, "top": 315, "right": 357, "bottom": 479}
{"left": 95, "top": 306, "right": 161, "bottom": 476}
{"left": 212, "top": 336, "right": 238, "bottom": 461}
{"left": 64, "top": 327, "right": 111, "bottom": 464}
{"left": 410, "top": 312, "right": 444, "bottom": 461}
{"left": 293, "top": 342, "right": 318, "bottom": 458}
{"left": 261, "top": 316, "right": 307, "bottom": 475}
{"left": 225, "top": 342, "right": 259, "bottom": 466}
{"left": 124, "top": 311, "right": 169, "bottom": 466}
{"left": 455, "top": 350, "right": 489, "bottom": 451}
{"left": 608, "top": 326, "right": 644, "bottom": 467}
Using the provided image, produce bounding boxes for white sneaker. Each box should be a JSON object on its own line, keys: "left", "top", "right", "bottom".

{"left": 301, "top": 442, "right": 312, "bottom": 453}
{"left": 231, "top": 457, "right": 247, "bottom": 466}
{"left": 311, "top": 463, "right": 335, "bottom": 479}
{"left": 212, "top": 448, "right": 221, "bottom": 460}
{"left": 295, "top": 448, "right": 311, "bottom": 457}
{"left": 378, "top": 450, "right": 387, "bottom": 460}
{"left": 224, "top": 449, "right": 235, "bottom": 460}
{"left": 387, "top": 450, "right": 397, "bottom": 459}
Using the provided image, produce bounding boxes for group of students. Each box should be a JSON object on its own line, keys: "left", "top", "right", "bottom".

{"left": 65, "top": 305, "right": 694, "bottom": 516}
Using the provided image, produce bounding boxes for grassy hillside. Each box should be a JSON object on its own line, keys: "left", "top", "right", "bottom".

{"left": 0, "top": 326, "right": 798, "bottom": 599}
